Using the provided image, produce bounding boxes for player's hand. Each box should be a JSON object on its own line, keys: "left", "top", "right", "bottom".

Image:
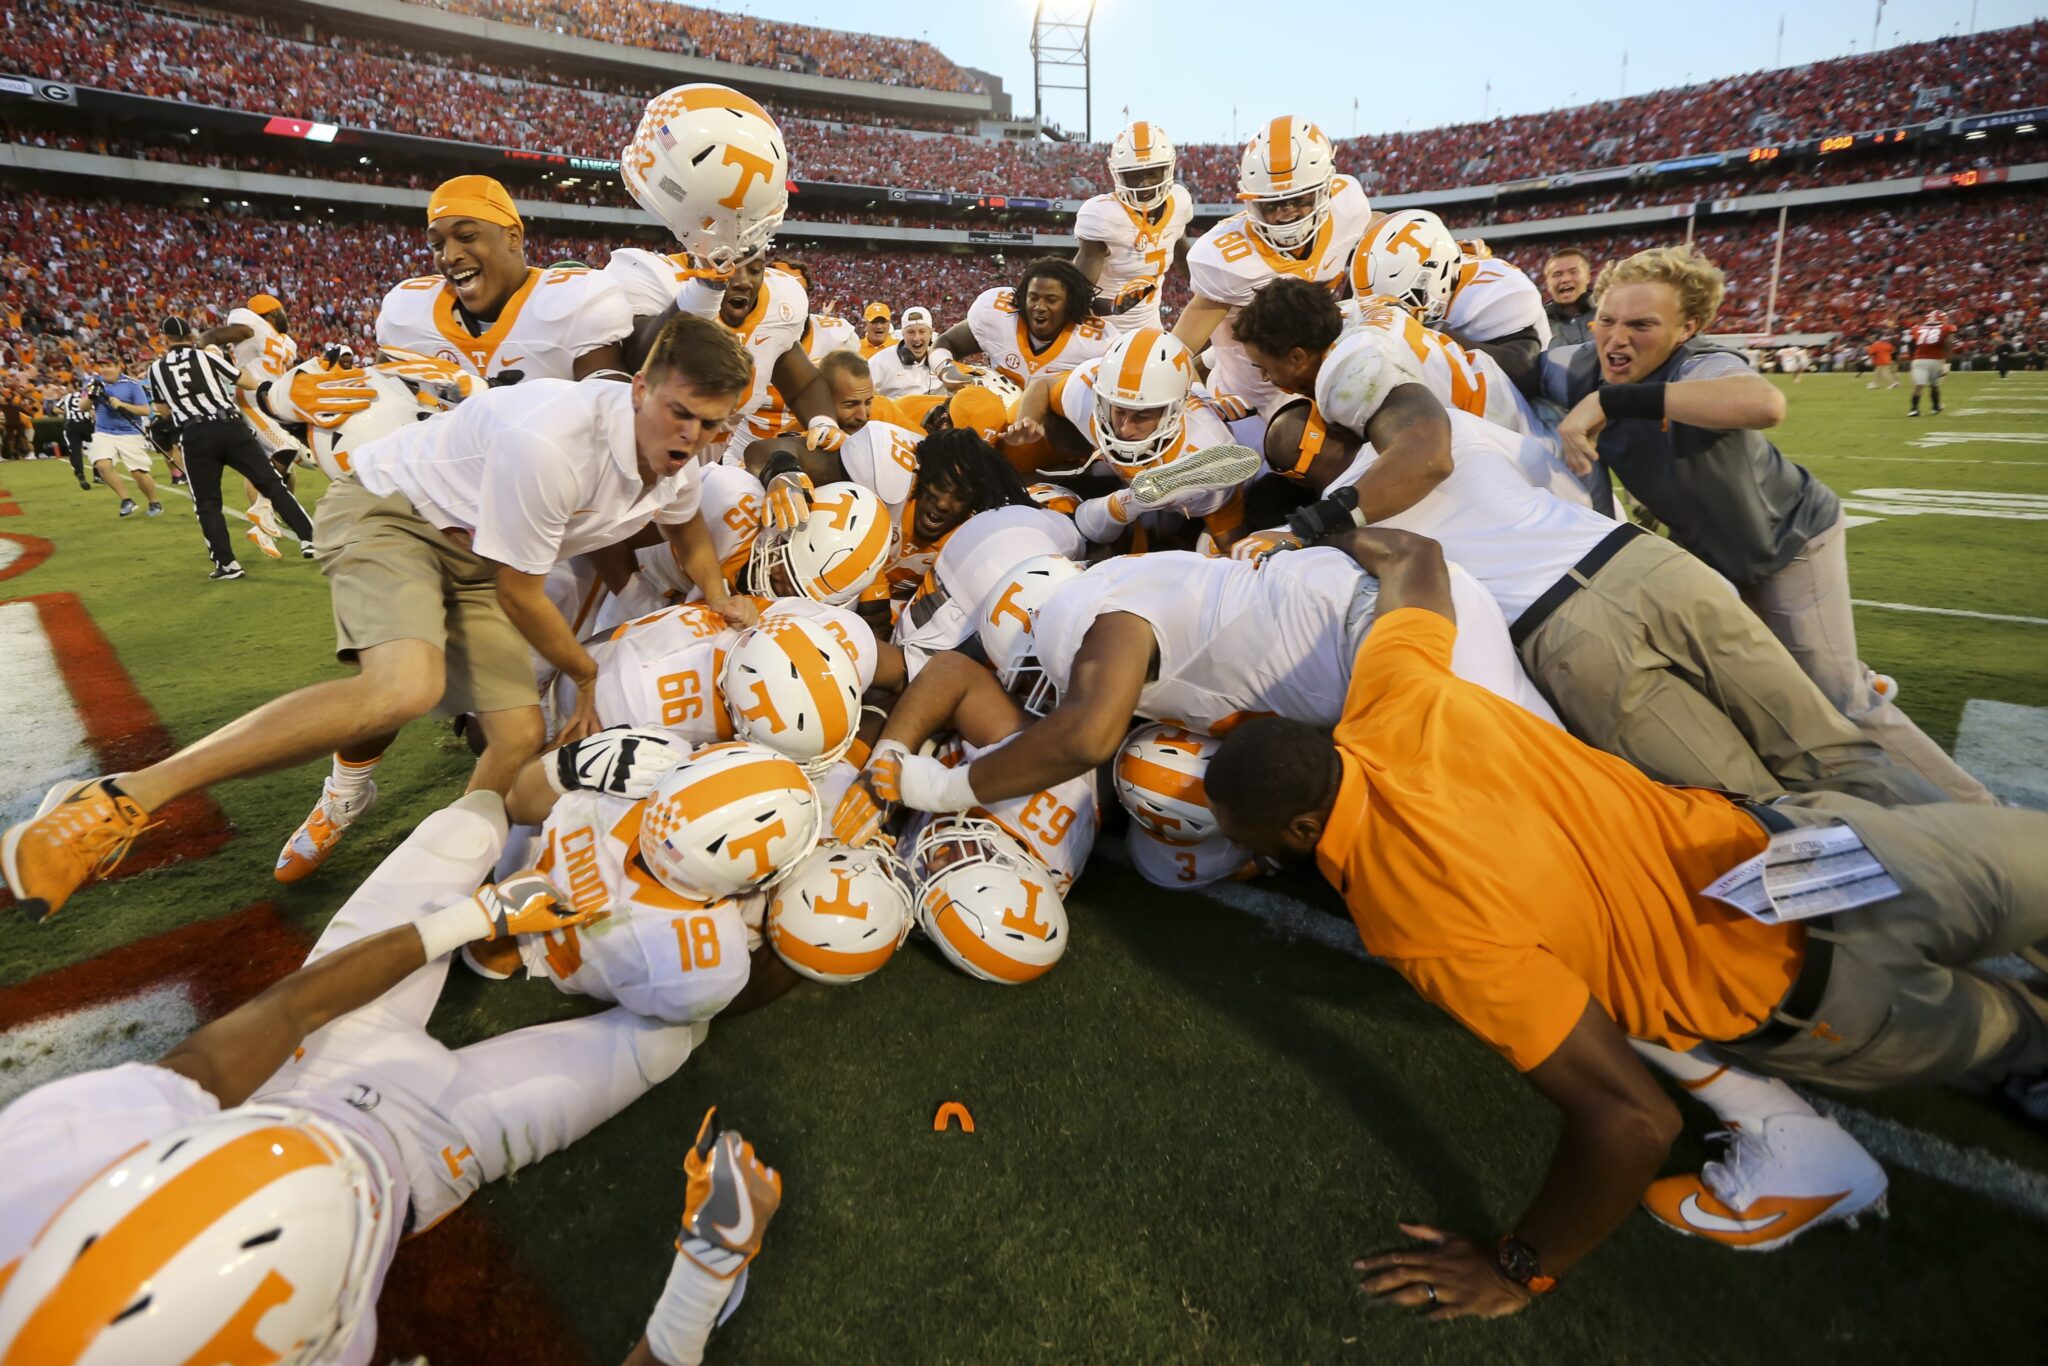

{"left": 804, "top": 417, "right": 846, "bottom": 452}
{"left": 548, "top": 725, "right": 686, "bottom": 799}
{"left": 997, "top": 416, "right": 1044, "bottom": 447}
{"left": 829, "top": 775, "right": 890, "bottom": 847}
{"left": 1205, "top": 392, "right": 1254, "bottom": 422}
{"left": 1287, "top": 486, "right": 1364, "bottom": 542}
{"left": 376, "top": 346, "right": 482, "bottom": 401}
{"left": 678, "top": 1106, "right": 783, "bottom": 1277}
{"left": 270, "top": 357, "right": 375, "bottom": 429}
{"left": 469, "top": 871, "right": 583, "bottom": 940}
{"left": 1555, "top": 391, "right": 1608, "bottom": 477}
{"left": 707, "top": 592, "right": 759, "bottom": 630}
{"left": 864, "top": 740, "right": 909, "bottom": 804}
{"left": 765, "top": 470, "right": 814, "bottom": 529}
{"left": 1354, "top": 1224, "right": 1534, "bottom": 1323}
{"left": 1111, "top": 277, "right": 1158, "bottom": 313}
{"left": 555, "top": 683, "right": 604, "bottom": 748}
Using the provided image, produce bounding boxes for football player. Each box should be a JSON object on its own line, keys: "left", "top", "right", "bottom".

{"left": 1170, "top": 116, "right": 1372, "bottom": 417}
{"left": 891, "top": 501, "right": 1085, "bottom": 679}
{"left": 932, "top": 258, "right": 1112, "bottom": 390}
{"left": 1905, "top": 308, "right": 1955, "bottom": 416}
{"left": 1354, "top": 209, "right": 1552, "bottom": 397}
{"left": 1073, "top": 121, "right": 1195, "bottom": 336}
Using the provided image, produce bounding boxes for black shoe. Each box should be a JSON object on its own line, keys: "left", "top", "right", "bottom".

{"left": 301, "top": 544, "right": 316, "bottom": 559}
{"left": 208, "top": 564, "right": 245, "bottom": 581}
{"left": 1906, "top": 409, "right": 1919, "bottom": 418}
{"left": 118, "top": 498, "right": 137, "bottom": 516}
{"left": 146, "top": 502, "right": 164, "bottom": 517}
{"left": 76, "top": 479, "right": 90, "bottom": 490}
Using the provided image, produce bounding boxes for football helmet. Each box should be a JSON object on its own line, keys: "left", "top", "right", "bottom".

{"left": 1092, "top": 328, "right": 1195, "bottom": 471}
{"left": 719, "top": 616, "right": 863, "bottom": 774}
{"left": 1027, "top": 482, "right": 1082, "bottom": 516}
{"left": 621, "top": 84, "right": 789, "bottom": 270}
{"left": 766, "top": 843, "right": 916, "bottom": 984}
{"left": 743, "top": 481, "right": 896, "bottom": 605}
{"left": 1237, "top": 116, "right": 1337, "bottom": 252}
{"left": 975, "top": 554, "right": 1084, "bottom": 715}
{"left": 912, "top": 817, "right": 1068, "bottom": 984}
{"left": 0, "top": 1105, "right": 392, "bottom": 1365}
{"left": 308, "top": 365, "right": 441, "bottom": 481}
{"left": 1115, "top": 722, "right": 1223, "bottom": 846}
{"left": 1355, "top": 210, "right": 1462, "bottom": 324}
{"left": 639, "top": 741, "right": 820, "bottom": 900}
{"left": 1107, "top": 120, "right": 1177, "bottom": 212}
{"left": 1226, "top": 526, "right": 1303, "bottom": 564}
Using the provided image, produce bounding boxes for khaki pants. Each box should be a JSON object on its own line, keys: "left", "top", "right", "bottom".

{"left": 1519, "top": 534, "right": 1940, "bottom": 806}
{"left": 313, "top": 478, "right": 540, "bottom": 717}
{"left": 1720, "top": 792, "right": 2048, "bottom": 1093}
{"left": 1742, "top": 512, "right": 1996, "bottom": 805}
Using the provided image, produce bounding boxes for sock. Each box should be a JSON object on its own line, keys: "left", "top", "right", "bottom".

{"left": 1930, "top": 384, "right": 1942, "bottom": 409}
{"left": 643, "top": 1252, "right": 743, "bottom": 1366}
{"left": 1632, "top": 1042, "right": 1817, "bottom": 1130}
{"left": 327, "top": 753, "right": 382, "bottom": 805}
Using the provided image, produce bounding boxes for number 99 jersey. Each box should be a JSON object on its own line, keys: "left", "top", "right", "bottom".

{"left": 521, "top": 789, "right": 761, "bottom": 1025}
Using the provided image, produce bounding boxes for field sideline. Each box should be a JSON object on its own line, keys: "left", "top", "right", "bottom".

{"left": 2, "top": 370, "right": 2045, "bottom": 1364}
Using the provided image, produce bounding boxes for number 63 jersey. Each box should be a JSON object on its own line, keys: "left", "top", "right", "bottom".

{"left": 520, "top": 789, "right": 763, "bottom": 1026}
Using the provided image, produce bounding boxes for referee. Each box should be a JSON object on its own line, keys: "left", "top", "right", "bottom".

{"left": 57, "top": 388, "right": 93, "bottom": 490}
{"left": 148, "top": 316, "right": 316, "bottom": 580}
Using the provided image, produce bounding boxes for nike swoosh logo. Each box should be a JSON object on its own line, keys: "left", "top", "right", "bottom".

{"left": 1676, "top": 1193, "right": 1786, "bottom": 1235}
{"left": 715, "top": 1181, "right": 756, "bottom": 1247}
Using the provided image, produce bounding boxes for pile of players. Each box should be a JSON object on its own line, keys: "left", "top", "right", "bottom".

{"left": 0, "top": 83, "right": 2009, "bottom": 1363}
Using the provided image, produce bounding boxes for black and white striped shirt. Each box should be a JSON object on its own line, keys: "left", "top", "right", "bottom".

{"left": 146, "top": 345, "right": 241, "bottom": 428}
{"left": 58, "top": 391, "right": 92, "bottom": 425}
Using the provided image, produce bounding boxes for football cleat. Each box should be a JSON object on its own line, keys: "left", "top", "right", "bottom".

{"left": 274, "top": 778, "right": 378, "bottom": 885}
{"left": 250, "top": 497, "right": 285, "bottom": 539}
{"left": 1642, "top": 1115, "right": 1888, "bottom": 1252}
{"left": 1868, "top": 671, "right": 1899, "bottom": 703}
{"left": 1127, "top": 443, "right": 1263, "bottom": 508}
{"left": 2, "top": 776, "right": 154, "bottom": 922}
{"left": 248, "top": 524, "right": 282, "bottom": 558}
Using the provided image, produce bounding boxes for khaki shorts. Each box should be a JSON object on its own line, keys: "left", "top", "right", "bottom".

{"left": 87, "top": 431, "right": 152, "bottom": 473}
{"left": 313, "top": 478, "right": 540, "bottom": 717}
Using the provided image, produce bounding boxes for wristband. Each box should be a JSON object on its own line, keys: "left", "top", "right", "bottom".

{"left": 807, "top": 416, "right": 839, "bottom": 436}
{"left": 1598, "top": 382, "right": 1666, "bottom": 421}
{"left": 414, "top": 896, "right": 490, "bottom": 961}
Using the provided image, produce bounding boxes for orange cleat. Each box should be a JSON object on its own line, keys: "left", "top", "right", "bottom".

{"left": 274, "top": 778, "right": 376, "bottom": 884}
{"left": 2, "top": 776, "right": 153, "bottom": 922}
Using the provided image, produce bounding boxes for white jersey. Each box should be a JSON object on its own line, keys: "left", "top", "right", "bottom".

{"left": 376, "top": 265, "right": 632, "bottom": 382}
{"left": 525, "top": 790, "right": 760, "bottom": 1023}
{"left": 1032, "top": 547, "right": 1555, "bottom": 730}
{"left": 955, "top": 736, "right": 1098, "bottom": 896}
{"left": 1126, "top": 825, "right": 1259, "bottom": 891}
{"left": 602, "top": 246, "right": 694, "bottom": 320}
{"left": 1073, "top": 186, "right": 1195, "bottom": 334}
{"left": 724, "top": 268, "right": 812, "bottom": 424}
{"left": 1445, "top": 256, "right": 1552, "bottom": 347}
{"left": 868, "top": 341, "right": 949, "bottom": 398}
{"left": 965, "top": 287, "right": 1112, "bottom": 388}
{"left": 1336, "top": 299, "right": 1549, "bottom": 443}
{"left": 1326, "top": 409, "right": 1617, "bottom": 626}
{"left": 894, "top": 504, "right": 1084, "bottom": 672}
{"left": 1048, "top": 359, "right": 1248, "bottom": 535}
{"left": 834, "top": 418, "right": 958, "bottom": 597}
{"left": 1184, "top": 175, "right": 1372, "bottom": 410}
{"left": 584, "top": 595, "right": 876, "bottom": 744}
{"left": 809, "top": 313, "right": 858, "bottom": 357}
{"left": 225, "top": 306, "right": 304, "bottom": 454}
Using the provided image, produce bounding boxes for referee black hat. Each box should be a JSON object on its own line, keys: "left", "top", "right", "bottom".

{"left": 159, "top": 315, "right": 192, "bottom": 340}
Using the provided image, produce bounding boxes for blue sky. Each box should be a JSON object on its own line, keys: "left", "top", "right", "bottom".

{"left": 714, "top": 0, "right": 2046, "bottom": 143}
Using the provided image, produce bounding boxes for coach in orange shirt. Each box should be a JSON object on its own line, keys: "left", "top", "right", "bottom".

{"left": 1866, "top": 335, "right": 1898, "bottom": 389}
{"left": 1207, "top": 527, "right": 2048, "bottom": 1321}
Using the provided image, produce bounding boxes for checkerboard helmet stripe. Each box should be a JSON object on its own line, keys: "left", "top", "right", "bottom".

{"left": 639, "top": 742, "right": 820, "bottom": 901}
{"left": 766, "top": 843, "right": 917, "bottom": 984}
{"left": 621, "top": 84, "right": 789, "bottom": 270}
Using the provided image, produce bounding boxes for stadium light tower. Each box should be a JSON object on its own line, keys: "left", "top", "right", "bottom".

{"left": 1030, "top": 0, "right": 1096, "bottom": 141}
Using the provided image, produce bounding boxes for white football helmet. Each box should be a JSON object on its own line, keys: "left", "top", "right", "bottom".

{"left": 766, "top": 843, "right": 916, "bottom": 984}
{"left": 639, "top": 741, "right": 820, "bottom": 900}
{"left": 975, "top": 553, "right": 1083, "bottom": 715}
{"left": 912, "top": 817, "right": 1069, "bottom": 984}
{"left": 1107, "top": 120, "right": 1177, "bottom": 212}
{"left": 744, "top": 481, "right": 896, "bottom": 606}
{"left": 621, "top": 84, "right": 789, "bottom": 270}
{"left": 309, "top": 365, "right": 441, "bottom": 481}
{"left": 1237, "top": 115, "right": 1337, "bottom": 252}
{"left": 1026, "top": 482, "right": 1082, "bottom": 516}
{"left": 0, "top": 1106, "right": 392, "bottom": 1364}
{"left": 1355, "top": 210, "right": 1462, "bottom": 324}
{"left": 1092, "top": 328, "right": 1195, "bottom": 471}
{"left": 719, "top": 616, "right": 863, "bottom": 774}
{"left": 1115, "top": 722, "right": 1224, "bottom": 846}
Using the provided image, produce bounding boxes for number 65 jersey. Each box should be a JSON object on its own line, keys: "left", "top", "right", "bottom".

{"left": 522, "top": 789, "right": 762, "bottom": 1025}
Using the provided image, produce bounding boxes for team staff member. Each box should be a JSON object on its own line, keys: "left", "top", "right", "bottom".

{"left": 1543, "top": 246, "right": 1993, "bottom": 805}
{"left": 3, "top": 315, "right": 757, "bottom": 923}
{"left": 857, "top": 302, "right": 898, "bottom": 359}
{"left": 56, "top": 386, "right": 92, "bottom": 489}
{"left": 869, "top": 306, "right": 948, "bottom": 397}
{"left": 86, "top": 356, "right": 163, "bottom": 517}
{"left": 147, "top": 317, "right": 316, "bottom": 580}
{"left": 1865, "top": 334, "right": 1899, "bottom": 389}
{"left": 1206, "top": 526, "right": 2048, "bottom": 1320}
{"left": 1541, "top": 248, "right": 1595, "bottom": 350}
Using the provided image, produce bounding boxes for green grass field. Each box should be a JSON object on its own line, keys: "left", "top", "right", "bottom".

{"left": 3, "top": 371, "right": 2047, "bottom": 1364}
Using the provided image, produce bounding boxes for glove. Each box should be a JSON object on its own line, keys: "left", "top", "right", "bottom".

{"left": 804, "top": 417, "right": 846, "bottom": 452}
{"left": 1286, "top": 485, "right": 1365, "bottom": 542}
{"left": 267, "top": 357, "right": 375, "bottom": 429}
{"left": 548, "top": 725, "right": 686, "bottom": 799}
{"left": 830, "top": 780, "right": 888, "bottom": 848}
{"left": 1110, "top": 277, "right": 1159, "bottom": 313}
{"left": 678, "top": 1107, "right": 783, "bottom": 1278}
{"left": 414, "top": 870, "right": 585, "bottom": 960}
{"left": 1206, "top": 392, "right": 1254, "bottom": 422}
{"left": 865, "top": 740, "right": 909, "bottom": 804}
{"left": 764, "top": 470, "right": 814, "bottom": 530}
{"left": 376, "top": 346, "right": 483, "bottom": 401}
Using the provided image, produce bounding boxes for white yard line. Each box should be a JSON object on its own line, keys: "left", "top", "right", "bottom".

{"left": 1835, "top": 456, "right": 2046, "bottom": 466}
{"left": 161, "top": 483, "right": 306, "bottom": 545}
{"left": 0, "top": 601, "right": 96, "bottom": 829}
{"left": 1850, "top": 599, "right": 2048, "bottom": 627}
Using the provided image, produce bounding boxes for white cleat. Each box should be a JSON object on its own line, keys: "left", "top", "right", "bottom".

{"left": 1868, "top": 671, "right": 1899, "bottom": 703}
{"left": 250, "top": 497, "right": 285, "bottom": 540}
{"left": 1642, "top": 1114, "right": 1888, "bottom": 1252}
{"left": 247, "top": 525, "right": 281, "bottom": 559}
{"left": 1127, "top": 443, "right": 1263, "bottom": 508}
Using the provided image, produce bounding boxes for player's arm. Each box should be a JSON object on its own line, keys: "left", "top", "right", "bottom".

{"left": 661, "top": 513, "right": 757, "bottom": 626}
{"left": 877, "top": 650, "right": 1030, "bottom": 754}
{"left": 575, "top": 344, "right": 631, "bottom": 381}
{"left": 1073, "top": 238, "right": 1109, "bottom": 286}
{"left": 962, "top": 613, "right": 1153, "bottom": 802}
{"left": 1321, "top": 525, "right": 1456, "bottom": 622}
{"left": 1555, "top": 371, "right": 1785, "bottom": 475}
{"left": 1171, "top": 296, "right": 1231, "bottom": 356}
{"left": 1001, "top": 375, "right": 1057, "bottom": 447}
{"left": 770, "top": 346, "right": 836, "bottom": 429}
{"left": 1451, "top": 326, "right": 1542, "bottom": 399}
{"left": 931, "top": 321, "right": 979, "bottom": 359}
{"left": 494, "top": 566, "right": 604, "bottom": 741}
{"left": 197, "top": 323, "right": 254, "bottom": 349}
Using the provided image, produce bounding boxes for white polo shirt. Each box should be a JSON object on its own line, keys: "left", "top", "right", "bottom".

{"left": 349, "top": 379, "right": 701, "bottom": 576}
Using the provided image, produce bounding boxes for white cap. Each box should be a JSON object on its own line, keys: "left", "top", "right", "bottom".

{"left": 901, "top": 306, "right": 933, "bottom": 328}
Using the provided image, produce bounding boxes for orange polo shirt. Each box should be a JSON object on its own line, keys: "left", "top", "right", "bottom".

{"left": 1315, "top": 609, "right": 1801, "bottom": 1071}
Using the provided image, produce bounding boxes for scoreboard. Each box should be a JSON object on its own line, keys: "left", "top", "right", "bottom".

{"left": 1744, "top": 124, "right": 1923, "bottom": 162}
